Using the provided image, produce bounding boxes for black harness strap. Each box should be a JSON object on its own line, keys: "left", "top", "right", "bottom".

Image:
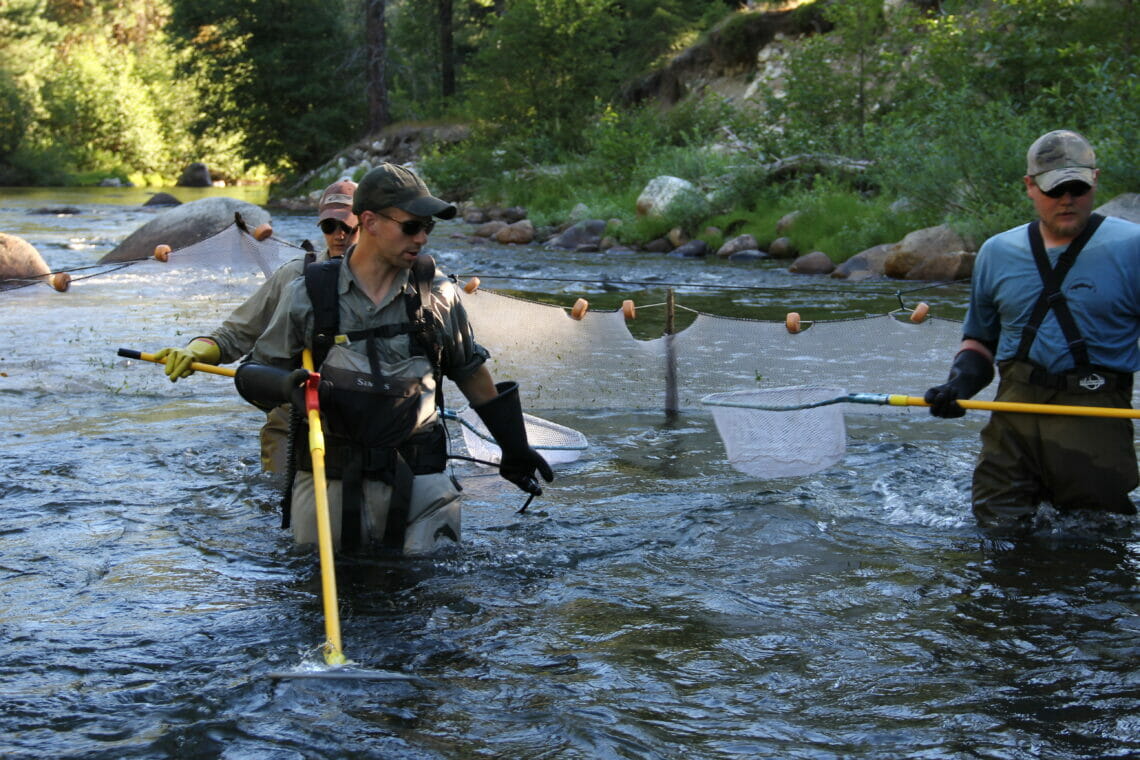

{"left": 1015, "top": 213, "right": 1105, "bottom": 367}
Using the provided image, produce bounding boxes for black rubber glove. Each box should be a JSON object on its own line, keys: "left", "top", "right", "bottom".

{"left": 235, "top": 363, "right": 311, "bottom": 412}
{"left": 924, "top": 349, "right": 994, "bottom": 418}
{"left": 473, "top": 381, "right": 554, "bottom": 495}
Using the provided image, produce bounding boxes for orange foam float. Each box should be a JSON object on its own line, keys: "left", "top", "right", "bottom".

{"left": 153, "top": 244, "right": 172, "bottom": 262}
{"left": 785, "top": 312, "right": 802, "bottom": 334}
{"left": 570, "top": 298, "right": 589, "bottom": 320}
{"left": 463, "top": 277, "right": 480, "bottom": 294}
{"left": 49, "top": 272, "right": 71, "bottom": 292}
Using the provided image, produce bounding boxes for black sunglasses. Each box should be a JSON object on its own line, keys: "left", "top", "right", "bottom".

{"left": 375, "top": 211, "right": 435, "bottom": 237}
{"left": 1042, "top": 181, "right": 1092, "bottom": 199}
{"left": 319, "top": 219, "right": 357, "bottom": 235}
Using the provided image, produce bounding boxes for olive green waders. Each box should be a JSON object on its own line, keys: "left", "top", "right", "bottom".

{"left": 973, "top": 361, "right": 1138, "bottom": 530}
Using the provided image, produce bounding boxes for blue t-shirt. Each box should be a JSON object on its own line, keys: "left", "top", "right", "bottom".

{"left": 963, "top": 215, "right": 1140, "bottom": 374}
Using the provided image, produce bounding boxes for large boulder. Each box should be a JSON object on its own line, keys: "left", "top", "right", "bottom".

{"left": 635, "top": 176, "right": 707, "bottom": 218}
{"left": 177, "top": 162, "right": 213, "bottom": 187}
{"left": 494, "top": 219, "right": 536, "bottom": 245}
{"left": 98, "top": 197, "right": 270, "bottom": 263}
{"left": 0, "top": 234, "right": 50, "bottom": 291}
{"left": 883, "top": 225, "right": 971, "bottom": 279}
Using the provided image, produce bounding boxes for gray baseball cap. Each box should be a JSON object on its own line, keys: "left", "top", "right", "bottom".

{"left": 352, "top": 163, "right": 456, "bottom": 219}
{"left": 1026, "top": 130, "right": 1096, "bottom": 192}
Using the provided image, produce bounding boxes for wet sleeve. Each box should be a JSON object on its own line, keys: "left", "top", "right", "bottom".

{"left": 433, "top": 277, "right": 489, "bottom": 382}
{"left": 212, "top": 259, "right": 304, "bottom": 363}
{"left": 248, "top": 277, "right": 313, "bottom": 369}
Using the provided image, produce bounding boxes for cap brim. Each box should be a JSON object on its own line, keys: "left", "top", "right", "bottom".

{"left": 399, "top": 195, "right": 457, "bottom": 220}
{"left": 318, "top": 205, "right": 359, "bottom": 227}
{"left": 1035, "top": 167, "right": 1095, "bottom": 192}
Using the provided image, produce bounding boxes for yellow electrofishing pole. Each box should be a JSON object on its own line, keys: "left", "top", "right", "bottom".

{"left": 300, "top": 347, "right": 347, "bottom": 666}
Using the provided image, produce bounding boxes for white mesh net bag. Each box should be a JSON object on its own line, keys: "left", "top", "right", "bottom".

{"left": 702, "top": 387, "right": 848, "bottom": 478}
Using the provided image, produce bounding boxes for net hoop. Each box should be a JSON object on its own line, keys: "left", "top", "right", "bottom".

{"left": 703, "top": 387, "right": 848, "bottom": 479}
{"left": 452, "top": 407, "right": 588, "bottom": 466}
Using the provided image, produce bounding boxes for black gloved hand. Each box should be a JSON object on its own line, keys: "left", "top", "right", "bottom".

{"left": 924, "top": 348, "right": 994, "bottom": 418}
{"left": 473, "top": 381, "right": 555, "bottom": 496}
{"left": 500, "top": 447, "right": 555, "bottom": 496}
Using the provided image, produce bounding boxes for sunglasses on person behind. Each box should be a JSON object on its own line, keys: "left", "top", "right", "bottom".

{"left": 374, "top": 211, "right": 436, "bottom": 237}
{"left": 1041, "top": 180, "right": 1092, "bottom": 199}
{"left": 319, "top": 219, "right": 358, "bottom": 235}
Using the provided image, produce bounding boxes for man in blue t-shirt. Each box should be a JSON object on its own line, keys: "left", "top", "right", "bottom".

{"left": 925, "top": 129, "right": 1140, "bottom": 533}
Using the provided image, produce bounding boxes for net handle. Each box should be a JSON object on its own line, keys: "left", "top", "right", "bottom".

{"left": 702, "top": 391, "right": 1140, "bottom": 419}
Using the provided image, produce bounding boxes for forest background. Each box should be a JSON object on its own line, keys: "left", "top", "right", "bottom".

{"left": 0, "top": 0, "right": 1137, "bottom": 259}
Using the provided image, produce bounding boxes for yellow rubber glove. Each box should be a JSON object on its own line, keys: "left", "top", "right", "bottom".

{"left": 153, "top": 337, "right": 221, "bottom": 382}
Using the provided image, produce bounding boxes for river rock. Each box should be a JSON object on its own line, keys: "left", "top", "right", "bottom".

{"left": 177, "top": 162, "right": 213, "bottom": 187}
{"left": 883, "top": 224, "right": 970, "bottom": 279}
{"left": 727, "top": 249, "right": 768, "bottom": 261}
{"left": 775, "top": 211, "right": 800, "bottom": 235}
{"left": 144, "top": 192, "right": 181, "bottom": 207}
{"left": 98, "top": 197, "right": 271, "bottom": 263}
{"left": 831, "top": 243, "right": 893, "bottom": 281}
{"left": 548, "top": 219, "right": 607, "bottom": 250}
{"left": 788, "top": 250, "right": 834, "bottom": 274}
{"left": 716, "top": 233, "right": 759, "bottom": 258}
{"left": 494, "top": 219, "right": 536, "bottom": 245}
{"left": 904, "top": 250, "right": 975, "bottom": 281}
{"left": 0, "top": 234, "right": 50, "bottom": 290}
{"left": 670, "top": 240, "right": 709, "bottom": 257}
{"left": 636, "top": 175, "right": 707, "bottom": 218}
{"left": 767, "top": 236, "right": 797, "bottom": 259}
{"left": 473, "top": 220, "right": 507, "bottom": 238}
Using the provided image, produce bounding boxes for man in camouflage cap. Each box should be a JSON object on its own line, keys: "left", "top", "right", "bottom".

{"left": 925, "top": 130, "right": 1140, "bottom": 534}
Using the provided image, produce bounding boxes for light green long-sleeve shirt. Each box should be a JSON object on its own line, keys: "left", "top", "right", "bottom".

{"left": 211, "top": 248, "right": 331, "bottom": 363}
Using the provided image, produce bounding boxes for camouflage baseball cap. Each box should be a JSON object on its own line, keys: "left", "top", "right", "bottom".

{"left": 352, "top": 163, "right": 457, "bottom": 220}
{"left": 317, "top": 179, "right": 358, "bottom": 227}
{"left": 1026, "top": 130, "right": 1096, "bottom": 192}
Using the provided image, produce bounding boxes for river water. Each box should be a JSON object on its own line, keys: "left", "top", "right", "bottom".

{"left": 1, "top": 187, "right": 1138, "bottom": 759}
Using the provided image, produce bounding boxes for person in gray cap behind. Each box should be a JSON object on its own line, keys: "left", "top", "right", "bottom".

{"left": 235, "top": 163, "right": 553, "bottom": 554}
{"left": 924, "top": 129, "right": 1140, "bottom": 535}
{"left": 154, "top": 178, "right": 360, "bottom": 473}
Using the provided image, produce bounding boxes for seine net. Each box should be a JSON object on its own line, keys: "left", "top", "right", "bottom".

{"left": 449, "top": 288, "right": 970, "bottom": 413}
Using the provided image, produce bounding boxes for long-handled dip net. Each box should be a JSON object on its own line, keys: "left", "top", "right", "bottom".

{"left": 701, "top": 386, "right": 1140, "bottom": 479}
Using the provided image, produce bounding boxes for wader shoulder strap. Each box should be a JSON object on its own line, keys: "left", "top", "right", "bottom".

{"left": 409, "top": 255, "right": 445, "bottom": 410}
{"left": 304, "top": 257, "right": 342, "bottom": 369}
{"left": 1015, "top": 213, "right": 1105, "bottom": 366}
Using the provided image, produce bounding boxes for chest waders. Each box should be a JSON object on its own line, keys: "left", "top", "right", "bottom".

{"left": 1010, "top": 213, "right": 1130, "bottom": 392}
{"left": 281, "top": 255, "right": 446, "bottom": 551}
